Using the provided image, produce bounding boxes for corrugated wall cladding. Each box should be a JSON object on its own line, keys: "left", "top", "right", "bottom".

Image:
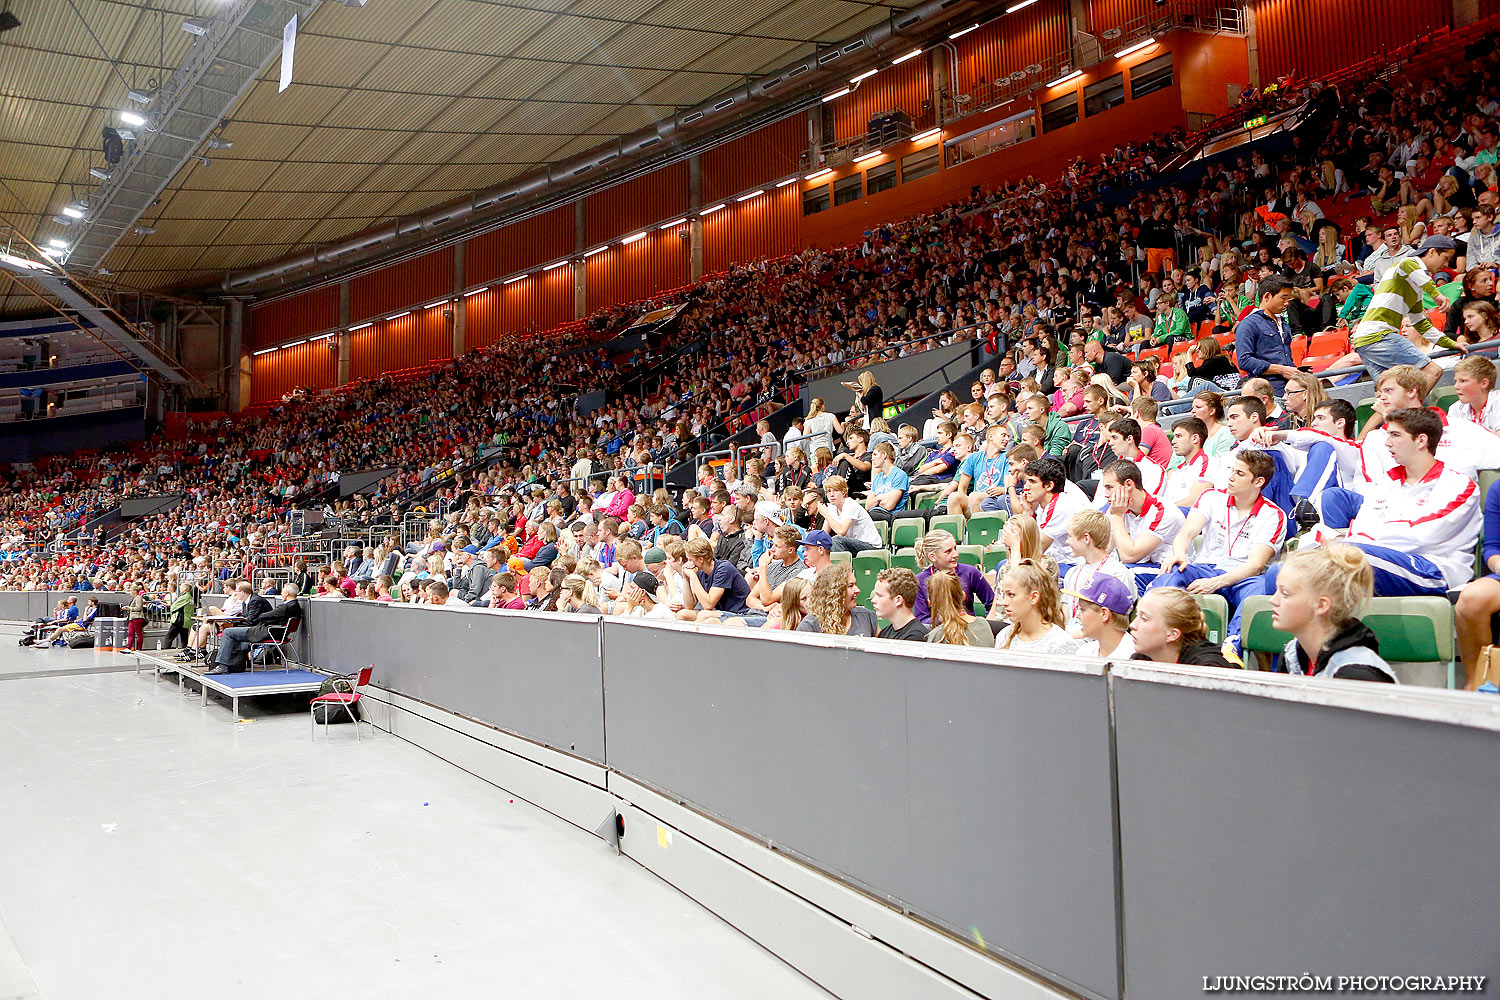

{"left": 585, "top": 234, "right": 690, "bottom": 313}
{"left": 465, "top": 205, "right": 575, "bottom": 284}
{"left": 702, "top": 116, "right": 808, "bottom": 203}
{"left": 463, "top": 268, "right": 575, "bottom": 348}
{"left": 832, "top": 56, "right": 933, "bottom": 143}
{"left": 250, "top": 339, "right": 337, "bottom": 403}
{"left": 349, "top": 246, "right": 455, "bottom": 322}
{"left": 1084, "top": 0, "right": 1159, "bottom": 37}
{"left": 248, "top": 286, "right": 338, "bottom": 348}
{"left": 701, "top": 186, "right": 800, "bottom": 275}
{"left": 584, "top": 162, "right": 690, "bottom": 246}
{"left": 1252, "top": 0, "right": 1452, "bottom": 81}
{"left": 348, "top": 306, "right": 454, "bottom": 381}
{"left": 951, "top": 0, "right": 1071, "bottom": 97}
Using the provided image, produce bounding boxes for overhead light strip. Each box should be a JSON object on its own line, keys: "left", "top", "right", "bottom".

{"left": 911, "top": 127, "right": 943, "bottom": 142}
{"left": 1005, "top": 0, "right": 1038, "bottom": 11}
{"left": 892, "top": 48, "right": 922, "bottom": 65}
{"left": 464, "top": 286, "right": 487, "bottom": 296}
{"left": 1117, "top": 36, "right": 1157, "bottom": 57}
{"left": 949, "top": 24, "right": 978, "bottom": 39}
{"left": 853, "top": 149, "right": 884, "bottom": 163}
{"left": 1047, "top": 69, "right": 1083, "bottom": 87}
{"left": 621, "top": 231, "right": 647, "bottom": 244}
{"left": 658, "top": 218, "right": 688, "bottom": 230}
{"left": 701, "top": 203, "right": 725, "bottom": 214}
{"left": 736, "top": 189, "right": 764, "bottom": 201}
{"left": 349, "top": 322, "right": 373, "bottom": 331}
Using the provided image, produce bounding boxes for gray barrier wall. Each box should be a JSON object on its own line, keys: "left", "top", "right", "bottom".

{"left": 304, "top": 599, "right": 606, "bottom": 763}
{"left": 1112, "top": 662, "right": 1500, "bottom": 998}
{"left": 603, "top": 619, "right": 1121, "bottom": 1000}
{"left": 0, "top": 591, "right": 133, "bottom": 623}
{"left": 802, "top": 339, "right": 979, "bottom": 414}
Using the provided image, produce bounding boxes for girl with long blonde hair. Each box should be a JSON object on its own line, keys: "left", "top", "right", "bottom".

{"left": 994, "top": 559, "right": 1080, "bottom": 654}
{"left": 926, "top": 570, "right": 995, "bottom": 647}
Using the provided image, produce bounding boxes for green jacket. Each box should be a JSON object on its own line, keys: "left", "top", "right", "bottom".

{"left": 1151, "top": 307, "right": 1191, "bottom": 345}
{"left": 1041, "top": 413, "right": 1072, "bottom": 458}
{"left": 170, "top": 590, "right": 196, "bottom": 628}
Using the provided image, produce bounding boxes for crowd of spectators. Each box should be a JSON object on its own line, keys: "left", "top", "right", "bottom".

{"left": 8, "top": 36, "right": 1500, "bottom": 686}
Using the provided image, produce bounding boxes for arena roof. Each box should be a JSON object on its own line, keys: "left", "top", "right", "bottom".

{"left": 0, "top": 0, "right": 925, "bottom": 310}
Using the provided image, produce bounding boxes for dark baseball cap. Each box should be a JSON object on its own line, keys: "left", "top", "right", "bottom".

{"left": 802, "top": 529, "right": 833, "bottom": 550}
{"left": 631, "top": 570, "right": 659, "bottom": 597}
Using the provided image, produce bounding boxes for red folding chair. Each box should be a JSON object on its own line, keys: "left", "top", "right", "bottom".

{"left": 309, "top": 665, "right": 373, "bottom": 741}
{"left": 252, "top": 616, "right": 302, "bottom": 670}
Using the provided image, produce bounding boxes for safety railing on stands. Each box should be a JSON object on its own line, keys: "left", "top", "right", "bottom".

{"left": 938, "top": 1, "right": 1243, "bottom": 128}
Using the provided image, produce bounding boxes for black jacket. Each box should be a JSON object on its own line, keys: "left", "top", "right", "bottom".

{"left": 243, "top": 598, "right": 302, "bottom": 642}
{"left": 242, "top": 595, "right": 274, "bottom": 624}
{"left": 1133, "top": 638, "right": 1234, "bottom": 669}
{"left": 1278, "top": 620, "right": 1396, "bottom": 683}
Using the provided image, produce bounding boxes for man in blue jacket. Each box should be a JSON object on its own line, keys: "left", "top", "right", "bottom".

{"left": 1233, "top": 276, "right": 1303, "bottom": 394}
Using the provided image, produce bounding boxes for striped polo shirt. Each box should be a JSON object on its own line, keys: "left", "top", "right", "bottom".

{"left": 1352, "top": 257, "right": 1448, "bottom": 349}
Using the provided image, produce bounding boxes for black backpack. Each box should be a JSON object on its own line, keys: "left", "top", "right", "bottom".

{"left": 312, "top": 674, "right": 358, "bottom": 724}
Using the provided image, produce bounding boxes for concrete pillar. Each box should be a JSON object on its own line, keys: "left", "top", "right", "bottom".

{"left": 1068, "top": 0, "right": 1093, "bottom": 67}
{"left": 574, "top": 200, "right": 587, "bottom": 320}
{"left": 453, "top": 241, "right": 466, "bottom": 357}
{"left": 227, "top": 297, "right": 246, "bottom": 412}
{"left": 1244, "top": 2, "right": 1261, "bottom": 90}
{"left": 336, "top": 279, "right": 351, "bottom": 387}
{"left": 808, "top": 109, "right": 823, "bottom": 168}
{"left": 688, "top": 154, "right": 704, "bottom": 282}
{"left": 1455, "top": 0, "right": 1478, "bottom": 26}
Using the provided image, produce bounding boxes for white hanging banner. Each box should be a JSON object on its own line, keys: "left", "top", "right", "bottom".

{"left": 279, "top": 14, "right": 297, "bottom": 93}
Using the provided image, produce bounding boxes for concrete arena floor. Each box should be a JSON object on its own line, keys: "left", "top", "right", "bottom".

{"left": 0, "top": 626, "right": 831, "bottom": 1000}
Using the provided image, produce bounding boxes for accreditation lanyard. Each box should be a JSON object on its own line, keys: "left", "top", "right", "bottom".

{"left": 1221, "top": 495, "right": 1267, "bottom": 558}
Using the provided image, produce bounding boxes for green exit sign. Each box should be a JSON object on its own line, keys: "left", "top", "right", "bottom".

{"left": 1243, "top": 114, "right": 1267, "bottom": 129}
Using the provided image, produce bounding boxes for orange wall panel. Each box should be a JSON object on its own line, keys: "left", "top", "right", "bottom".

{"left": 349, "top": 246, "right": 455, "bottom": 323}
{"left": 951, "top": 0, "right": 1071, "bottom": 97}
{"left": 802, "top": 33, "right": 1244, "bottom": 249}
{"left": 584, "top": 162, "right": 690, "bottom": 246}
{"left": 1251, "top": 0, "right": 1451, "bottom": 81}
{"left": 249, "top": 339, "right": 337, "bottom": 403}
{"left": 702, "top": 185, "right": 801, "bottom": 275}
{"left": 702, "top": 116, "right": 808, "bottom": 203}
{"left": 585, "top": 234, "right": 690, "bottom": 313}
{"left": 348, "top": 306, "right": 454, "bottom": 381}
{"left": 1084, "top": 0, "right": 1160, "bottom": 36}
{"left": 464, "top": 268, "right": 575, "bottom": 348}
{"left": 465, "top": 205, "right": 575, "bottom": 285}
{"left": 831, "top": 56, "right": 933, "bottom": 143}
{"left": 248, "top": 286, "right": 338, "bottom": 348}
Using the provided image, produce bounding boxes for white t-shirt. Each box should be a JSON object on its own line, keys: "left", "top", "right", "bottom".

{"left": 1103, "top": 493, "right": 1186, "bottom": 565}
{"left": 1449, "top": 389, "right": 1500, "bottom": 435}
{"left": 1162, "top": 449, "right": 1217, "bottom": 508}
{"left": 994, "top": 623, "right": 1084, "bottom": 656}
{"left": 836, "top": 498, "right": 882, "bottom": 546}
{"left": 1032, "top": 488, "right": 1093, "bottom": 563}
{"left": 1188, "top": 490, "right": 1287, "bottom": 569}
{"left": 1061, "top": 557, "right": 1139, "bottom": 625}
{"left": 804, "top": 412, "right": 839, "bottom": 455}
{"left": 630, "top": 602, "right": 677, "bottom": 621}
{"left": 1079, "top": 632, "right": 1135, "bottom": 659}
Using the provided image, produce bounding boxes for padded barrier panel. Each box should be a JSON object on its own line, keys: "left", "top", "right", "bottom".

{"left": 305, "top": 600, "right": 606, "bottom": 763}
{"left": 602, "top": 618, "right": 1122, "bottom": 1000}
{"left": 0, "top": 591, "right": 132, "bottom": 622}
{"left": 1112, "top": 662, "right": 1500, "bottom": 997}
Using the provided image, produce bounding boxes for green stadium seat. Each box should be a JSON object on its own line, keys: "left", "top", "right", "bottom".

{"left": 1355, "top": 398, "right": 1375, "bottom": 430}
{"left": 966, "top": 511, "right": 1006, "bottom": 547}
{"left": 891, "top": 548, "right": 919, "bottom": 573}
{"left": 872, "top": 519, "right": 890, "bottom": 548}
{"left": 890, "top": 517, "right": 925, "bottom": 550}
{"left": 851, "top": 550, "right": 890, "bottom": 609}
{"left": 831, "top": 550, "right": 852, "bottom": 566}
{"left": 1364, "top": 597, "right": 1454, "bottom": 664}
{"left": 1240, "top": 594, "right": 1454, "bottom": 675}
{"left": 1430, "top": 385, "right": 1459, "bottom": 414}
{"left": 1195, "top": 594, "right": 1230, "bottom": 647}
{"left": 983, "top": 549, "right": 1006, "bottom": 574}
{"left": 1479, "top": 470, "right": 1500, "bottom": 576}
{"left": 929, "top": 514, "right": 963, "bottom": 543}
{"left": 915, "top": 492, "right": 938, "bottom": 511}
{"left": 1240, "top": 596, "right": 1279, "bottom": 663}
{"left": 956, "top": 544, "right": 983, "bottom": 567}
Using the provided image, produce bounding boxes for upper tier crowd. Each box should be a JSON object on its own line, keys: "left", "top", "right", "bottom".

{"left": 10, "top": 42, "right": 1500, "bottom": 686}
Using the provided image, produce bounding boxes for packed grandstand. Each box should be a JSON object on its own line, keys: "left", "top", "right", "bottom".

{"left": 9, "top": 20, "right": 1500, "bottom": 691}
